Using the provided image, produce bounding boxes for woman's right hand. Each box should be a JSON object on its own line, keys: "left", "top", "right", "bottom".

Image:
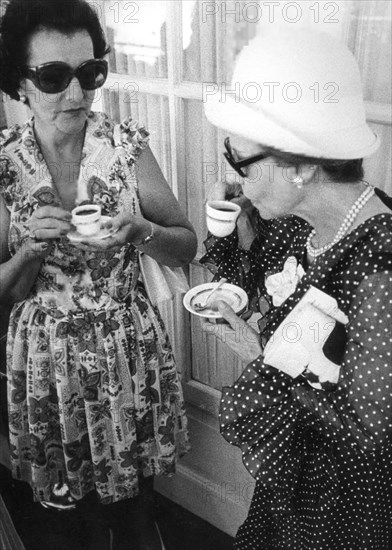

{"left": 19, "top": 206, "right": 72, "bottom": 261}
{"left": 202, "top": 300, "right": 263, "bottom": 363}
{"left": 26, "top": 206, "right": 72, "bottom": 241}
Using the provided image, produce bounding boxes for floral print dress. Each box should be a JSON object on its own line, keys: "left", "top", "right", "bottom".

{"left": 0, "top": 111, "right": 189, "bottom": 504}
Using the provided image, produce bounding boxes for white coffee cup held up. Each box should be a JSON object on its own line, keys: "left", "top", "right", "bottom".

{"left": 206, "top": 200, "right": 241, "bottom": 237}
{"left": 71, "top": 204, "right": 102, "bottom": 236}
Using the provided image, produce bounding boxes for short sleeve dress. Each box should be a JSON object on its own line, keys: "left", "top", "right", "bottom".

{"left": 200, "top": 192, "right": 392, "bottom": 550}
{"left": 0, "top": 111, "right": 189, "bottom": 505}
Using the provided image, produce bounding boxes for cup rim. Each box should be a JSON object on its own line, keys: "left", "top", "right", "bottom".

{"left": 207, "top": 200, "right": 241, "bottom": 211}
{"left": 72, "top": 204, "right": 101, "bottom": 224}
{"left": 206, "top": 200, "right": 241, "bottom": 221}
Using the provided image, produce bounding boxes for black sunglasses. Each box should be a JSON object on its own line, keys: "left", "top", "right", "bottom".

{"left": 20, "top": 59, "right": 108, "bottom": 94}
{"left": 224, "top": 137, "right": 269, "bottom": 178}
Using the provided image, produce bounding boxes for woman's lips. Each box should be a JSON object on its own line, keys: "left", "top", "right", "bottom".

{"left": 64, "top": 108, "right": 84, "bottom": 114}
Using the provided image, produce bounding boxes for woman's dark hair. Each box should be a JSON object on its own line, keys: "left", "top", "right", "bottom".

{"left": 0, "top": 0, "right": 110, "bottom": 100}
{"left": 264, "top": 146, "right": 364, "bottom": 184}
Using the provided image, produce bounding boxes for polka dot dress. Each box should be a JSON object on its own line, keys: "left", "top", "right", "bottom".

{"left": 200, "top": 190, "right": 392, "bottom": 550}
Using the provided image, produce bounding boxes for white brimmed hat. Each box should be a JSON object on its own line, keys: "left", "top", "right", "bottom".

{"left": 204, "top": 29, "right": 379, "bottom": 159}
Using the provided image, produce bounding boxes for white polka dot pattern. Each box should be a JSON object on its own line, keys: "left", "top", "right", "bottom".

{"left": 200, "top": 197, "right": 392, "bottom": 550}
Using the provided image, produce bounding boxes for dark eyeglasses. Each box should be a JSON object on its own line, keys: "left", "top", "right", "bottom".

{"left": 224, "top": 137, "right": 269, "bottom": 178}
{"left": 20, "top": 59, "right": 108, "bottom": 94}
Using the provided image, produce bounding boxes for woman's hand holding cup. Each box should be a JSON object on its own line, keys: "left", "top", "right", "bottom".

{"left": 75, "top": 210, "right": 152, "bottom": 250}
{"left": 26, "top": 206, "right": 72, "bottom": 241}
{"left": 20, "top": 206, "right": 72, "bottom": 260}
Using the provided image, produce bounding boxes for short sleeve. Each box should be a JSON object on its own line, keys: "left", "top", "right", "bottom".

{"left": 117, "top": 116, "right": 150, "bottom": 166}
{"left": 0, "top": 152, "right": 20, "bottom": 210}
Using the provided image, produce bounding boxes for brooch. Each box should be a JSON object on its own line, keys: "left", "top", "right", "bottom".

{"left": 265, "top": 256, "right": 305, "bottom": 307}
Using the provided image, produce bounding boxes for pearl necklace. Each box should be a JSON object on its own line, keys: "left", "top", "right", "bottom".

{"left": 306, "top": 185, "right": 375, "bottom": 258}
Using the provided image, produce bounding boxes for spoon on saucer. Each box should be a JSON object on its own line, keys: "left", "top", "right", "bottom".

{"left": 193, "top": 278, "right": 227, "bottom": 311}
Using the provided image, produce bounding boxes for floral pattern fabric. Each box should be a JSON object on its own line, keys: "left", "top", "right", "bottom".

{"left": 0, "top": 111, "right": 189, "bottom": 504}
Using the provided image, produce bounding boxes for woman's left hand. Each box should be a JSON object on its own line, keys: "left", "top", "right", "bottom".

{"left": 202, "top": 300, "right": 263, "bottom": 363}
{"left": 72, "top": 212, "right": 150, "bottom": 251}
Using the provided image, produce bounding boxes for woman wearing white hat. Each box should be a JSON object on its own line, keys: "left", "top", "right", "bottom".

{"left": 201, "top": 29, "right": 392, "bottom": 549}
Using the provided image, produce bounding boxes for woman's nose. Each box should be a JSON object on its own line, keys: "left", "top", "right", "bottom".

{"left": 224, "top": 169, "right": 245, "bottom": 186}
{"left": 66, "top": 76, "right": 84, "bottom": 102}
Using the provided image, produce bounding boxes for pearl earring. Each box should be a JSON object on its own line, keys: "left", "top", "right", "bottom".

{"left": 293, "top": 175, "right": 303, "bottom": 189}
{"left": 20, "top": 94, "right": 28, "bottom": 104}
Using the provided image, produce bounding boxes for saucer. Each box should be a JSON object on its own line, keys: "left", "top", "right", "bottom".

{"left": 67, "top": 216, "right": 116, "bottom": 243}
{"left": 183, "top": 282, "right": 248, "bottom": 319}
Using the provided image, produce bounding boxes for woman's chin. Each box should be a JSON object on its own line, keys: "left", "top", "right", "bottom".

{"left": 58, "top": 114, "right": 88, "bottom": 134}
{"left": 252, "top": 202, "right": 277, "bottom": 220}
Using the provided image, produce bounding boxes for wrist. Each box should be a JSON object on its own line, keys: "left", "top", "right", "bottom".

{"left": 133, "top": 221, "right": 155, "bottom": 247}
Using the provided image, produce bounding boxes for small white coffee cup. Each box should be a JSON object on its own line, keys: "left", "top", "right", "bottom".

{"left": 71, "top": 204, "right": 102, "bottom": 236}
{"left": 206, "top": 200, "right": 241, "bottom": 237}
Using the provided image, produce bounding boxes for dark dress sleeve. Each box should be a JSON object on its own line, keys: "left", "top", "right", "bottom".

{"left": 200, "top": 214, "right": 308, "bottom": 300}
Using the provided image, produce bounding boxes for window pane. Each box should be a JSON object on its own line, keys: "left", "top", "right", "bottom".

{"left": 101, "top": 88, "right": 172, "bottom": 188}
{"left": 182, "top": 99, "right": 245, "bottom": 255}
{"left": 346, "top": 0, "right": 392, "bottom": 103}
{"left": 182, "top": 0, "right": 392, "bottom": 105}
{"left": 182, "top": 0, "right": 349, "bottom": 84}
{"left": 182, "top": 0, "right": 260, "bottom": 83}
{"left": 104, "top": 0, "right": 168, "bottom": 79}
{"left": 182, "top": 98, "right": 243, "bottom": 389}
{"left": 183, "top": 98, "right": 215, "bottom": 254}
{"left": 182, "top": 1, "right": 216, "bottom": 82}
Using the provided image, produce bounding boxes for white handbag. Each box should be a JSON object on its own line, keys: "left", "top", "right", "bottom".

{"left": 263, "top": 286, "right": 348, "bottom": 388}
{"left": 138, "top": 251, "right": 189, "bottom": 306}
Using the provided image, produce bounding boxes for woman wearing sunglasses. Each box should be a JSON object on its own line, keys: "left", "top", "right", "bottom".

{"left": 201, "top": 29, "right": 391, "bottom": 550}
{"left": 0, "top": 0, "right": 196, "bottom": 548}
